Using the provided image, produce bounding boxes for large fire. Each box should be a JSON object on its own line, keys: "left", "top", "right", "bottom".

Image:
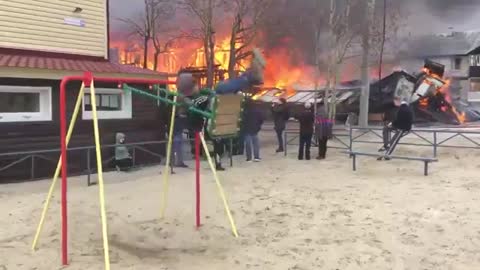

{"left": 418, "top": 68, "right": 466, "bottom": 124}
{"left": 111, "top": 37, "right": 248, "bottom": 75}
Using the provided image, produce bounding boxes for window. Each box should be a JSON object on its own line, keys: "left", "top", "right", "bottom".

{"left": 0, "top": 86, "right": 52, "bottom": 122}
{"left": 82, "top": 88, "right": 132, "bottom": 120}
{"left": 454, "top": 57, "right": 462, "bottom": 70}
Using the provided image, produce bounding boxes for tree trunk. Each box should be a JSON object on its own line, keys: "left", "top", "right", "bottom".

{"left": 313, "top": 27, "right": 321, "bottom": 119}
{"left": 359, "top": 0, "right": 376, "bottom": 127}
{"left": 204, "top": 0, "right": 215, "bottom": 88}
{"left": 143, "top": 36, "right": 150, "bottom": 69}
{"left": 228, "top": 24, "right": 238, "bottom": 79}
{"left": 153, "top": 50, "right": 160, "bottom": 71}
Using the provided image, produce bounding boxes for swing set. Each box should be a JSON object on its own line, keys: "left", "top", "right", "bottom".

{"left": 30, "top": 72, "right": 245, "bottom": 270}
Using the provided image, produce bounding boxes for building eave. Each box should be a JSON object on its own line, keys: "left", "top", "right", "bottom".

{"left": 0, "top": 67, "right": 167, "bottom": 81}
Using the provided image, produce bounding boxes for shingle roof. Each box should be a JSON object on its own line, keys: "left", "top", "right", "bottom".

{"left": 0, "top": 53, "right": 160, "bottom": 75}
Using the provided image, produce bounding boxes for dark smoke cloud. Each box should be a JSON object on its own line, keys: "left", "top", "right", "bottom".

{"left": 424, "top": 0, "right": 480, "bottom": 21}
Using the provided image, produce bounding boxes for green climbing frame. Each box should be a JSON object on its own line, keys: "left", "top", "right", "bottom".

{"left": 122, "top": 84, "right": 244, "bottom": 139}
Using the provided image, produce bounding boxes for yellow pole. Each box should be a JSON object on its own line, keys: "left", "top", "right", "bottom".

{"left": 199, "top": 132, "right": 239, "bottom": 237}
{"left": 160, "top": 95, "right": 177, "bottom": 218}
{"left": 32, "top": 83, "right": 86, "bottom": 250}
{"left": 90, "top": 81, "right": 111, "bottom": 270}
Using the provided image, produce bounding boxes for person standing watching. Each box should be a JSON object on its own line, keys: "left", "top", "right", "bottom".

{"left": 271, "top": 97, "right": 290, "bottom": 153}
{"left": 243, "top": 99, "right": 265, "bottom": 162}
{"left": 295, "top": 101, "right": 315, "bottom": 160}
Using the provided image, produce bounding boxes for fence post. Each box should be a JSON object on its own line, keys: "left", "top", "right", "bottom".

{"left": 229, "top": 138, "right": 233, "bottom": 167}
{"left": 284, "top": 131, "right": 287, "bottom": 157}
{"left": 132, "top": 147, "right": 136, "bottom": 167}
{"left": 87, "top": 149, "right": 91, "bottom": 186}
{"left": 31, "top": 155, "right": 35, "bottom": 180}
{"left": 433, "top": 131, "right": 438, "bottom": 158}
{"left": 349, "top": 125, "right": 353, "bottom": 158}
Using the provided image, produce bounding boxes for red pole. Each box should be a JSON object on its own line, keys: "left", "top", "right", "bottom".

{"left": 59, "top": 78, "right": 69, "bottom": 265}
{"left": 195, "top": 132, "right": 201, "bottom": 228}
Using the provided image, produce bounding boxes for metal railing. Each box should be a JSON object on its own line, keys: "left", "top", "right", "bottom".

{"left": 283, "top": 128, "right": 350, "bottom": 156}
{"left": 282, "top": 125, "right": 480, "bottom": 158}
{"left": 0, "top": 137, "right": 235, "bottom": 184}
{"left": 349, "top": 126, "right": 480, "bottom": 157}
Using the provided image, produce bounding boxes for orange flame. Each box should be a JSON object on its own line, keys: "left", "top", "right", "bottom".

{"left": 263, "top": 47, "right": 318, "bottom": 90}
{"left": 422, "top": 67, "right": 466, "bottom": 124}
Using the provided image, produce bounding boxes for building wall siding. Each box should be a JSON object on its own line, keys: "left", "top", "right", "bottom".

{"left": 0, "top": 78, "right": 169, "bottom": 182}
{"left": 0, "top": 0, "right": 107, "bottom": 58}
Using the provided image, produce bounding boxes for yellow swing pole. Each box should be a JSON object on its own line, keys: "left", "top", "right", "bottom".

{"left": 90, "top": 81, "right": 111, "bottom": 270}
{"left": 32, "top": 83, "right": 86, "bottom": 250}
{"left": 160, "top": 94, "right": 177, "bottom": 218}
{"left": 199, "top": 132, "right": 238, "bottom": 237}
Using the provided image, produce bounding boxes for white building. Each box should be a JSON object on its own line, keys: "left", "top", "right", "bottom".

{"left": 398, "top": 32, "right": 480, "bottom": 103}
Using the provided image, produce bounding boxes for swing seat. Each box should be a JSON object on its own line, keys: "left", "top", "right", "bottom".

{"left": 207, "top": 95, "right": 245, "bottom": 139}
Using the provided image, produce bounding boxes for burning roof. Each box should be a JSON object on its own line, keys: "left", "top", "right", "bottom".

{"left": 254, "top": 60, "right": 480, "bottom": 125}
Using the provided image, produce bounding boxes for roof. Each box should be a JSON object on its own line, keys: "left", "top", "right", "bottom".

{"left": 0, "top": 53, "right": 161, "bottom": 76}
{"left": 403, "top": 32, "right": 480, "bottom": 57}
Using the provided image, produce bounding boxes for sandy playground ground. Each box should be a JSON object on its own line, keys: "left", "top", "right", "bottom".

{"left": 1, "top": 129, "right": 480, "bottom": 270}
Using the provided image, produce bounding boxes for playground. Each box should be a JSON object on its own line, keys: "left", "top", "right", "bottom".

{"left": 1, "top": 132, "right": 480, "bottom": 269}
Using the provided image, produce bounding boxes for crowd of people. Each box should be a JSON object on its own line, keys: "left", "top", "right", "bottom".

{"left": 272, "top": 99, "right": 334, "bottom": 161}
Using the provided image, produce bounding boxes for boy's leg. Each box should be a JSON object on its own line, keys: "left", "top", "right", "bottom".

{"left": 176, "top": 134, "right": 187, "bottom": 167}
{"left": 317, "top": 138, "right": 327, "bottom": 159}
{"left": 214, "top": 140, "right": 225, "bottom": 170}
{"left": 322, "top": 139, "right": 328, "bottom": 158}
{"left": 253, "top": 134, "right": 260, "bottom": 160}
{"left": 245, "top": 135, "right": 253, "bottom": 161}
{"left": 298, "top": 135, "right": 305, "bottom": 160}
{"left": 215, "top": 75, "right": 251, "bottom": 94}
{"left": 276, "top": 129, "right": 284, "bottom": 152}
{"left": 381, "top": 125, "right": 392, "bottom": 151}
{"left": 305, "top": 134, "right": 312, "bottom": 160}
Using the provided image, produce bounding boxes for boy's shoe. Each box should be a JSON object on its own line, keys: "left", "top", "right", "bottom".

{"left": 216, "top": 164, "right": 226, "bottom": 171}
{"left": 316, "top": 156, "right": 325, "bottom": 160}
{"left": 246, "top": 159, "right": 253, "bottom": 162}
{"left": 276, "top": 148, "right": 284, "bottom": 153}
{"left": 253, "top": 158, "right": 261, "bottom": 162}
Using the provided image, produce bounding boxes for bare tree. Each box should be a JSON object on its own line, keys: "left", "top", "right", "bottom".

{"left": 120, "top": 0, "right": 167, "bottom": 69}
{"left": 224, "top": 0, "right": 271, "bottom": 78}
{"left": 150, "top": 2, "right": 180, "bottom": 71}
{"left": 322, "top": 0, "right": 359, "bottom": 119}
{"left": 181, "top": 0, "right": 221, "bottom": 88}
{"left": 359, "top": 0, "right": 376, "bottom": 127}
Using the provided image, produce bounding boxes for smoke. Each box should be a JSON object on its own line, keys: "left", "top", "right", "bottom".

{"left": 424, "top": 0, "right": 480, "bottom": 21}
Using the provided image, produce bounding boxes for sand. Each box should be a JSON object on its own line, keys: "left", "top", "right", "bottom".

{"left": 1, "top": 130, "right": 480, "bottom": 270}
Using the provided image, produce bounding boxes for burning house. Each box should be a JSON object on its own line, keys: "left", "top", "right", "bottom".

{"left": 253, "top": 60, "right": 480, "bottom": 125}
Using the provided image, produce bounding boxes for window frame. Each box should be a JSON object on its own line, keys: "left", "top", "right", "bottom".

{"left": 454, "top": 57, "right": 462, "bottom": 70}
{"left": 0, "top": 85, "right": 52, "bottom": 123}
{"left": 82, "top": 88, "right": 132, "bottom": 120}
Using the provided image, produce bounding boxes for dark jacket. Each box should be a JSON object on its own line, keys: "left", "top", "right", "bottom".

{"left": 272, "top": 103, "right": 290, "bottom": 131}
{"left": 393, "top": 104, "right": 413, "bottom": 131}
{"left": 243, "top": 103, "right": 265, "bottom": 135}
{"left": 295, "top": 109, "right": 314, "bottom": 135}
{"left": 187, "top": 94, "right": 210, "bottom": 132}
{"left": 315, "top": 115, "right": 333, "bottom": 140}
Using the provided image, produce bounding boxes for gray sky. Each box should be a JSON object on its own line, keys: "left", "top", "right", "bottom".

{"left": 403, "top": 0, "right": 480, "bottom": 34}
{"left": 109, "top": 0, "right": 480, "bottom": 36}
